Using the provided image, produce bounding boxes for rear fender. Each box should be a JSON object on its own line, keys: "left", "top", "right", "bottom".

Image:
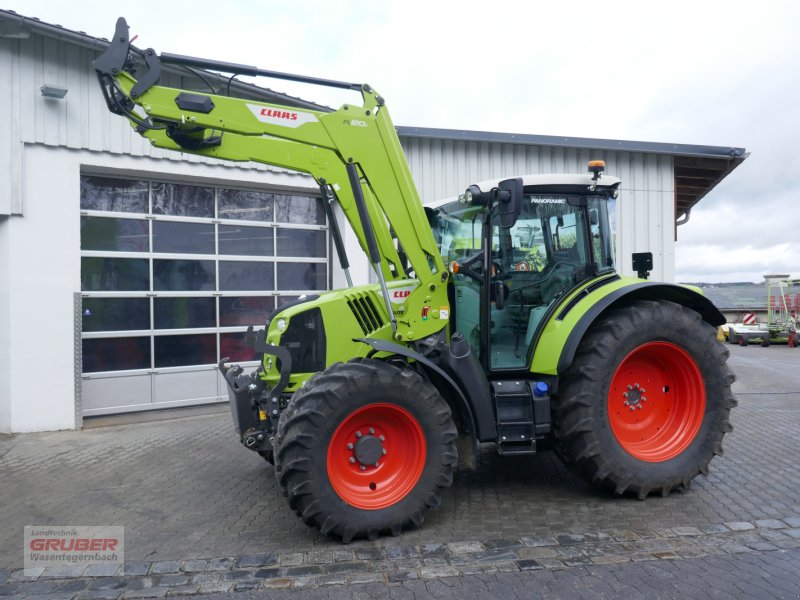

{"left": 530, "top": 278, "right": 725, "bottom": 382}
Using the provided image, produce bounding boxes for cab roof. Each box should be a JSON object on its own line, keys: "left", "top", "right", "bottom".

{"left": 425, "top": 173, "right": 620, "bottom": 209}
{"left": 472, "top": 173, "right": 621, "bottom": 193}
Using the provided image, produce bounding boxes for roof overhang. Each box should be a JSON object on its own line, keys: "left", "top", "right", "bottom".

{"left": 673, "top": 155, "right": 746, "bottom": 221}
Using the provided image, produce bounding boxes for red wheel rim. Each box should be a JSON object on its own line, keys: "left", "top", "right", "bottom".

{"left": 608, "top": 342, "right": 705, "bottom": 462}
{"left": 327, "top": 403, "right": 426, "bottom": 510}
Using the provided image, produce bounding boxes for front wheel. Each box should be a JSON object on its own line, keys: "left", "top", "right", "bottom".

{"left": 274, "top": 359, "right": 457, "bottom": 542}
{"left": 553, "top": 300, "right": 736, "bottom": 499}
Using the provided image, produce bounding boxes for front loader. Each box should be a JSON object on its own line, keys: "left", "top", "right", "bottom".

{"left": 92, "top": 18, "right": 736, "bottom": 542}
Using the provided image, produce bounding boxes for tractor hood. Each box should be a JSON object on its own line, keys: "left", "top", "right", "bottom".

{"left": 259, "top": 280, "right": 418, "bottom": 392}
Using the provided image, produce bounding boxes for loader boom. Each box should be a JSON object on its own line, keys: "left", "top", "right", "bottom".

{"left": 94, "top": 17, "right": 447, "bottom": 342}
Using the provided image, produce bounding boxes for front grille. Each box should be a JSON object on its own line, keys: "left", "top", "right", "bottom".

{"left": 346, "top": 293, "right": 385, "bottom": 335}
{"left": 281, "top": 307, "right": 326, "bottom": 373}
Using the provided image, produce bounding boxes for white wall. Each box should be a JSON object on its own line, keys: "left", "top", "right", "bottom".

{"left": 0, "top": 144, "right": 321, "bottom": 433}
{"left": 1, "top": 145, "right": 79, "bottom": 432}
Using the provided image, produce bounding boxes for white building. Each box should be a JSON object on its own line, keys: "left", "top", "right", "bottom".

{"left": 0, "top": 9, "right": 747, "bottom": 432}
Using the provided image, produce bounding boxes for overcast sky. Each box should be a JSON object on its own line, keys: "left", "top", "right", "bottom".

{"left": 5, "top": 0, "right": 799, "bottom": 283}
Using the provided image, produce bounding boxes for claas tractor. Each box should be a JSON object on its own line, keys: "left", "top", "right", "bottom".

{"left": 93, "top": 18, "right": 736, "bottom": 542}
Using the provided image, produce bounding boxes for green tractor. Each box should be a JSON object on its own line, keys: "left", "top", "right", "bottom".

{"left": 93, "top": 19, "right": 736, "bottom": 542}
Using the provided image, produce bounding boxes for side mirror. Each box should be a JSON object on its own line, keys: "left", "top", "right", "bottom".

{"left": 632, "top": 252, "right": 653, "bottom": 280}
{"left": 497, "top": 177, "right": 523, "bottom": 229}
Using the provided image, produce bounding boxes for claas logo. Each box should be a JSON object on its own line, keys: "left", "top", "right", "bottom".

{"left": 260, "top": 108, "right": 298, "bottom": 121}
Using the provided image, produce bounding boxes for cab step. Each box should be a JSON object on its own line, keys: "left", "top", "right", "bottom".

{"left": 491, "top": 379, "right": 551, "bottom": 456}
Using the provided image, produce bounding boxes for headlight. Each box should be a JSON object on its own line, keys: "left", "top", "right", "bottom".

{"left": 461, "top": 185, "right": 484, "bottom": 205}
{"left": 276, "top": 318, "right": 287, "bottom": 331}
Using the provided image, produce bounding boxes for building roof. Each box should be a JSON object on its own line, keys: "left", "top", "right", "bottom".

{"left": 397, "top": 127, "right": 748, "bottom": 221}
{"left": 1, "top": 8, "right": 748, "bottom": 221}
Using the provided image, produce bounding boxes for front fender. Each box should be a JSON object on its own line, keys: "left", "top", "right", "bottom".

{"left": 530, "top": 277, "right": 725, "bottom": 378}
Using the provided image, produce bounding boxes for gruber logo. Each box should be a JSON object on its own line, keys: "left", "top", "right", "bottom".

{"left": 24, "top": 526, "right": 124, "bottom": 575}
{"left": 246, "top": 103, "right": 318, "bottom": 128}
{"left": 29, "top": 538, "right": 118, "bottom": 552}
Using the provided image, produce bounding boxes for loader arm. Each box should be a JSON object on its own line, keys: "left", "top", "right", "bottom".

{"left": 93, "top": 17, "right": 448, "bottom": 343}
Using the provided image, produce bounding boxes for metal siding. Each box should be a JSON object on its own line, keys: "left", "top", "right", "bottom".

{"left": 400, "top": 137, "right": 675, "bottom": 282}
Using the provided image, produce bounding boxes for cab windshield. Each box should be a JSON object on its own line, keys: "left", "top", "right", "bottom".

{"left": 432, "top": 192, "right": 616, "bottom": 369}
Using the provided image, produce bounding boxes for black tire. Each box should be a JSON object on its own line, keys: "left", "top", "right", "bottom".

{"left": 273, "top": 358, "right": 458, "bottom": 542}
{"left": 553, "top": 300, "right": 737, "bottom": 499}
{"left": 739, "top": 336, "right": 747, "bottom": 347}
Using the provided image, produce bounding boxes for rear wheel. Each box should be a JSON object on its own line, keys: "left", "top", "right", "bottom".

{"left": 739, "top": 336, "right": 747, "bottom": 347}
{"left": 553, "top": 300, "right": 736, "bottom": 499}
{"left": 274, "top": 359, "right": 457, "bottom": 542}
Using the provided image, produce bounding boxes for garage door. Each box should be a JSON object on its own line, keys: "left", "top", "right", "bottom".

{"left": 79, "top": 174, "right": 329, "bottom": 416}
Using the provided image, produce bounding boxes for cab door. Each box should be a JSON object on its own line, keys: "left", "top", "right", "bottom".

{"left": 487, "top": 196, "right": 588, "bottom": 370}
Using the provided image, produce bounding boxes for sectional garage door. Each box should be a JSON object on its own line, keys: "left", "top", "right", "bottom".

{"left": 79, "top": 174, "right": 329, "bottom": 416}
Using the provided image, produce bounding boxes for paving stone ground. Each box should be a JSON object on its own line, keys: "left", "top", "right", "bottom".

{"left": 1, "top": 343, "right": 799, "bottom": 598}
{"left": 201, "top": 549, "right": 800, "bottom": 600}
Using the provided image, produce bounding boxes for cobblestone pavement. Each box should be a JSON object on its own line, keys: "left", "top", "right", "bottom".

{"left": 1, "top": 344, "right": 799, "bottom": 598}
{"left": 198, "top": 549, "right": 800, "bottom": 600}
{"left": 1, "top": 516, "right": 799, "bottom": 598}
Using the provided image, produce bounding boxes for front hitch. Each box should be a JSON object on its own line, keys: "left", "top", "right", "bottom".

{"left": 218, "top": 326, "right": 293, "bottom": 453}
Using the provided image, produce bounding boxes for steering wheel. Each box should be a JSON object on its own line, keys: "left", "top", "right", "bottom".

{"left": 505, "top": 261, "right": 567, "bottom": 292}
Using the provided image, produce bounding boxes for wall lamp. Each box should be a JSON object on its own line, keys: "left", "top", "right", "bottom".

{"left": 41, "top": 84, "right": 68, "bottom": 99}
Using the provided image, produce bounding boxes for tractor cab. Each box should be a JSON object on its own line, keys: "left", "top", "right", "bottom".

{"left": 430, "top": 163, "right": 620, "bottom": 371}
